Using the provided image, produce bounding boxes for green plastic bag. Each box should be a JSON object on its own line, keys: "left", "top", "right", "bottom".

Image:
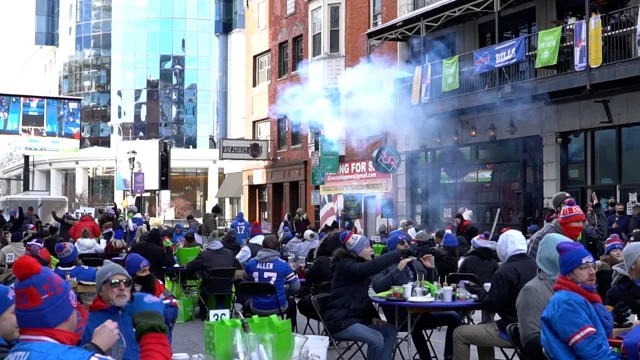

{"left": 176, "top": 297, "right": 194, "bottom": 323}
{"left": 205, "top": 318, "right": 242, "bottom": 359}
{"left": 246, "top": 315, "right": 294, "bottom": 359}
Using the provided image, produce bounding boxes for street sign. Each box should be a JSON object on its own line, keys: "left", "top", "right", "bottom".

{"left": 311, "top": 190, "right": 321, "bottom": 205}
{"left": 311, "top": 151, "right": 320, "bottom": 167}
{"left": 312, "top": 166, "right": 326, "bottom": 185}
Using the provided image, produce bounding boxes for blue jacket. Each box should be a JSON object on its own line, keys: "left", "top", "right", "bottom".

{"left": 607, "top": 214, "right": 630, "bottom": 238}
{"left": 82, "top": 297, "right": 139, "bottom": 360}
{"left": 7, "top": 338, "right": 112, "bottom": 360}
{"left": 128, "top": 215, "right": 144, "bottom": 243}
{"left": 231, "top": 212, "right": 250, "bottom": 245}
{"left": 54, "top": 265, "right": 98, "bottom": 282}
{"left": 541, "top": 290, "right": 623, "bottom": 360}
{"left": 172, "top": 224, "right": 185, "bottom": 244}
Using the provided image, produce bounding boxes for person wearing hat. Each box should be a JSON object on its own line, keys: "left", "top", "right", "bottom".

{"left": 458, "top": 232, "right": 499, "bottom": 285}
{"left": 51, "top": 210, "right": 77, "bottom": 241}
{"left": 53, "top": 242, "right": 97, "bottom": 282}
{"left": 323, "top": 231, "right": 414, "bottom": 360}
{"left": 541, "top": 242, "right": 622, "bottom": 359}
{"left": 230, "top": 212, "right": 251, "bottom": 246}
{"left": 529, "top": 192, "right": 607, "bottom": 259}
{"left": 595, "top": 234, "right": 625, "bottom": 302}
{"left": 279, "top": 226, "right": 295, "bottom": 245}
{"left": 125, "top": 254, "right": 178, "bottom": 343}
{"left": 0, "top": 232, "right": 25, "bottom": 270}
{"left": 293, "top": 208, "right": 311, "bottom": 236}
{"left": 285, "top": 229, "right": 320, "bottom": 259}
{"left": 455, "top": 230, "right": 536, "bottom": 360}
{"left": 221, "top": 228, "right": 240, "bottom": 255}
{"left": 429, "top": 230, "right": 459, "bottom": 282}
{"left": 126, "top": 208, "right": 144, "bottom": 245}
{"left": 606, "top": 242, "right": 640, "bottom": 317}
{"left": 526, "top": 224, "right": 538, "bottom": 239}
{"left": 236, "top": 230, "right": 265, "bottom": 265}
{"left": 0, "top": 284, "right": 18, "bottom": 358}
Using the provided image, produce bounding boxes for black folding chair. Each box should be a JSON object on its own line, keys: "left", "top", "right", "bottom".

{"left": 301, "top": 281, "right": 333, "bottom": 335}
{"left": 311, "top": 294, "right": 367, "bottom": 360}
{"left": 506, "top": 323, "right": 526, "bottom": 359}
{"left": 198, "top": 267, "right": 237, "bottom": 320}
{"left": 80, "top": 258, "right": 103, "bottom": 267}
{"left": 78, "top": 253, "right": 100, "bottom": 261}
{"left": 236, "top": 282, "right": 287, "bottom": 320}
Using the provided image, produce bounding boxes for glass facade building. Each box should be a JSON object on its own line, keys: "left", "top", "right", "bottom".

{"left": 35, "top": 0, "right": 60, "bottom": 46}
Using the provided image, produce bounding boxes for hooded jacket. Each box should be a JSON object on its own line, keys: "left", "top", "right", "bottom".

{"left": 458, "top": 247, "right": 499, "bottom": 285}
{"left": 236, "top": 235, "right": 264, "bottom": 264}
{"left": 222, "top": 234, "right": 240, "bottom": 255}
{"left": 129, "top": 230, "right": 175, "bottom": 280}
{"left": 128, "top": 214, "right": 145, "bottom": 244}
{"left": 605, "top": 262, "right": 640, "bottom": 315}
{"left": 243, "top": 248, "right": 300, "bottom": 311}
{"left": 51, "top": 211, "right": 76, "bottom": 240}
{"left": 278, "top": 214, "right": 293, "bottom": 238}
{"left": 186, "top": 240, "right": 240, "bottom": 294}
{"left": 230, "top": 212, "right": 250, "bottom": 245}
{"left": 75, "top": 237, "right": 105, "bottom": 255}
{"left": 82, "top": 296, "right": 139, "bottom": 360}
{"left": 172, "top": 224, "right": 185, "bottom": 244}
{"left": 68, "top": 215, "right": 101, "bottom": 241}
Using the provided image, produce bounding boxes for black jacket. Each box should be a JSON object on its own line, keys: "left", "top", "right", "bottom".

{"left": 459, "top": 248, "right": 499, "bottom": 285}
{"left": 324, "top": 249, "right": 403, "bottom": 334}
{"left": 187, "top": 243, "right": 240, "bottom": 294}
{"left": 129, "top": 238, "right": 174, "bottom": 280}
{"left": 630, "top": 213, "right": 640, "bottom": 234}
{"left": 8, "top": 208, "right": 24, "bottom": 234}
{"left": 305, "top": 255, "right": 334, "bottom": 293}
{"left": 606, "top": 263, "right": 640, "bottom": 315}
{"left": 431, "top": 246, "right": 458, "bottom": 283}
{"left": 596, "top": 255, "right": 619, "bottom": 303}
{"left": 474, "top": 253, "right": 537, "bottom": 334}
{"left": 222, "top": 236, "right": 241, "bottom": 255}
{"left": 51, "top": 211, "right": 74, "bottom": 241}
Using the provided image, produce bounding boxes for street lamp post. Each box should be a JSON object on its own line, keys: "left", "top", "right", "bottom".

{"left": 127, "top": 150, "right": 137, "bottom": 199}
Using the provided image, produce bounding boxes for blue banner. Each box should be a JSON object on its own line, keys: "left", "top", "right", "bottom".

{"left": 473, "top": 38, "right": 526, "bottom": 74}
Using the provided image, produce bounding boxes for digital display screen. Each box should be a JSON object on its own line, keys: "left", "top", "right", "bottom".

{"left": 0, "top": 94, "right": 81, "bottom": 153}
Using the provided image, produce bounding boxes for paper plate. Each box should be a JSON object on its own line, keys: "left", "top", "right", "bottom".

{"left": 407, "top": 296, "right": 435, "bottom": 303}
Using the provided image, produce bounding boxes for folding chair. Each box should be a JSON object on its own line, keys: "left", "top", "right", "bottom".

{"left": 311, "top": 294, "right": 367, "bottom": 360}
{"left": 236, "top": 282, "right": 287, "bottom": 320}
{"left": 198, "top": 267, "right": 237, "bottom": 320}
{"left": 498, "top": 347, "right": 517, "bottom": 360}
{"left": 301, "top": 281, "right": 332, "bottom": 335}
{"left": 78, "top": 253, "right": 100, "bottom": 261}
{"left": 506, "top": 323, "right": 526, "bottom": 359}
{"left": 80, "top": 257, "right": 103, "bottom": 267}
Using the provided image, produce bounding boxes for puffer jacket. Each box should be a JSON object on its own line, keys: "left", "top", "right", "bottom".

{"left": 68, "top": 215, "right": 101, "bottom": 240}
{"left": 75, "top": 237, "right": 105, "bottom": 254}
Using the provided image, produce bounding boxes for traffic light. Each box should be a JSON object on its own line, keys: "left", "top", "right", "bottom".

{"left": 159, "top": 140, "right": 172, "bottom": 190}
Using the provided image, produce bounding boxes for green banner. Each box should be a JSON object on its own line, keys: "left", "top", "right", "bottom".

{"left": 441, "top": 56, "right": 459, "bottom": 92}
{"left": 535, "top": 26, "right": 562, "bottom": 68}
{"left": 321, "top": 137, "right": 340, "bottom": 173}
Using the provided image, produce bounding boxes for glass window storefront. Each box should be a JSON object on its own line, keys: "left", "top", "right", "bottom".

{"left": 89, "top": 176, "right": 114, "bottom": 206}
{"left": 408, "top": 136, "right": 542, "bottom": 232}
{"left": 170, "top": 168, "right": 208, "bottom": 218}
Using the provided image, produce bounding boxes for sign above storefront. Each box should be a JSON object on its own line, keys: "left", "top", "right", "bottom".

{"left": 372, "top": 146, "right": 401, "bottom": 174}
{"left": 320, "top": 160, "right": 392, "bottom": 195}
{"left": 219, "top": 139, "right": 269, "bottom": 160}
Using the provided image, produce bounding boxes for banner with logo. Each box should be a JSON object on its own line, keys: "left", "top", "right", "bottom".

{"left": 473, "top": 38, "right": 525, "bottom": 74}
{"left": 442, "top": 56, "right": 459, "bottom": 92}
{"left": 589, "top": 15, "right": 603, "bottom": 68}
{"left": 421, "top": 62, "right": 431, "bottom": 103}
{"left": 574, "top": 20, "right": 587, "bottom": 71}
{"left": 535, "top": 26, "right": 562, "bottom": 68}
{"left": 319, "top": 160, "right": 391, "bottom": 195}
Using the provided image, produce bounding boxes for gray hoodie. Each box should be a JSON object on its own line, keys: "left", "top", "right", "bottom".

{"left": 206, "top": 240, "right": 223, "bottom": 251}
{"left": 516, "top": 271, "right": 555, "bottom": 346}
{"left": 611, "top": 262, "right": 629, "bottom": 286}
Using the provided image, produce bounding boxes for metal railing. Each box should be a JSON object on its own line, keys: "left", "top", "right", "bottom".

{"left": 399, "top": 6, "right": 639, "bottom": 104}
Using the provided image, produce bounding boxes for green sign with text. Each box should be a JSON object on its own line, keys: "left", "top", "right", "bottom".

{"left": 312, "top": 166, "right": 326, "bottom": 186}
{"left": 321, "top": 137, "right": 340, "bottom": 173}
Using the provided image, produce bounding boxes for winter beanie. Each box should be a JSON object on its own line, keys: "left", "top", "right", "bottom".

{"left": 340, "top": 231, "right": 369, "bottom": 255}
{"left": 0, "top": 285, "right": 14, "bottom": 316}
{"left": 605, "top": 234, "right": 624, "bottom": 255}
{"left": 471, "top": 231, "right": 495, "bottom": 249}
{"left": 537, "top": 233, "right": 572, "bottom": 280}
{"left": 304, "top": 230, "right": 317, "bottom": 241}
{"left": 11, "top": 232, "right": 22, "bottom": 243}
{"left": 12, "top": 255, "right": 76, "bottom": 329}
{"left": 124, "top": 253, "right": 150, "bottom": 277}
{"left": 443, "top": 230, "right": 459, "bottom": 247}
{"left": 557, "top": 241, "right": 594, "bottom": 276}
{"left": 96, "top": 260, "right": 131, "bottom": 294}
{"left": 552, "top": 192, "right": 573, "bottom": 210}
{"left": 414, "top": 230, "right": 430, "bottom": 242}
{"left": 250, "top": 222, "right": 263, "bottom": 237}
{"left": 386, "top": 231, "right": 409, "bottom": 251}
{"left": 623, "top": 242, "right": 640, "bottom": 273}
{"left": 55, "top": 242, "right": 79, "bottom": 264}
{"left": 559, "top": 199, "right": 586, "bottom": 224}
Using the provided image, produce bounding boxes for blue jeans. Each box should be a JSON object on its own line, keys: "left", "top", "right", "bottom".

{"left": 334, "top": 322, "right": 397, "bottom": 360}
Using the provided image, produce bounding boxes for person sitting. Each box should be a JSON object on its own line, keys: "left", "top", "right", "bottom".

{"left": 541, "top": 242, "right": 622, "bottom": 359}
{"left": 53, "top": 242, "right": 97, "bottom": 282}
{"left": 0, "top": 233, "right": 25, "bottom": 269}
{"left": 243, "top": 235, "right": 299, "bottom": 330}
{"left": 431, "top": 230, "right": 459, "bottom": 282}
{"left": 287, "top": 230, "right": 320, "bottom": 259}
{"left": 221, "top": 229, "right": 241, "bottom": 255}
{"left": 597, "top": 234, "right": 625, "bottom": 302}
{"left": 182, "top": 232, "right": 201, "bottom": 249}
{"left": 172, "top": 224, "right": 185, "bottom": 244}
{"left": 372, "top": 231, "right": 461, "bottom": 360}
{"left": 129, "top": 228, "right": 175, "bottom": 281}
{"left": 455, "top": 230, "right": 537, "bottom": 360}
{"left": 187, "top": 233, "right": 240, "bottom": 319}
{"left": 458, "top": 232, "right": 499, "bottom": 285}
{"left": 75, "top": 228, "right": 105, "bottom": 255}
{"left": 516, "top": 233, "right": 572, "bottom": 359}
{"left": 237, "top": 232, "right": 265, "bottom": 265}
{"left": 105, "top": 229, "right": 128, "bottom": 253}
{"left": 0, "top": 284, "right": 18, "bottom": 358}
{"left": 125, "top": 253, "right": 178, "bottom": 344}
{"left": 43, "top": 225, "right": 63, "bottom": 258}
{"left": 607, "top": 242, "right": 640, "bottom": 315}
{"left": 101, "top": 222, "right": 114, "bottom": 241}
{"left": 25, "top": 242, "right": 52, "bottom": 267}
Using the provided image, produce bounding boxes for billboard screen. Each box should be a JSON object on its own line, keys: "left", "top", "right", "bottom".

{"left": 115, "top": 140, "right": 160, "bottom": 191}
{"left": 0, "top": 94, "right": 81, "bottom": 153}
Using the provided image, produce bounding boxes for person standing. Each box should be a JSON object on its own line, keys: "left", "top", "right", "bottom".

{"left": 293, "top": 208, "right": 311, "bottom": 236}
{"left": 607, "top": 202, "right": 630, "bottom": 239}
{"left": 230, "top": 212, "right": 250, "bottom": 246}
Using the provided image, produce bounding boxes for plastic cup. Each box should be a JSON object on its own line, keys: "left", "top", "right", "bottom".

{"left": 483, "top": 283, "right": 491, "bottom": 292}
{"left": 402, "top": 284, "right": 413, "bottom": 298}
{"left": 443, "top": 286, "right": 453, "bottom": 302}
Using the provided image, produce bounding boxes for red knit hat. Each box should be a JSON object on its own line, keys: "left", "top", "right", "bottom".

{"left": 559, "top": 199, "right": 586, "bottom": 224}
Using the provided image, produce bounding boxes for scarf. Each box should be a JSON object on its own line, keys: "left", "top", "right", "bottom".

{"left": 554, "top": 276, "right": 614, "bottom": 337}
{"left": 20, "top": 328, "right": 80, "bottom": 346}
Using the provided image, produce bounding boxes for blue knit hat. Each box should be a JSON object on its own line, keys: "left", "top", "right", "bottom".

{"left": 11, "top": 232, "right": 22, "bottom": 243}
{"left": 443, "top": 231, "right": 459, "bottom": 247}
{"left": 557, "top": 241, "right": 594, "bottom": 276}
{"left": 340, "top": 231, "right": 369, "bottom": 255}
{"left": 0, "top": 285, "right": 14, "bottom": 316}
{"left": 386, "top": 231, "right": 410, "bottom": 251}
{"left": 125, "top": 253, "right": 150, "bottom": 277}
{"left": 12, "top": 255, "right": 77, "bottom": 329}
{"left": 55, "top": 242, "right": 78, "bottom": 263}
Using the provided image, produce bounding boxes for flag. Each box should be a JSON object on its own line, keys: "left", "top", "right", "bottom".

{"left": 536, "top": 26, "right": 562, "bottom": 68}
{"left": 421, "top": 62, "right": 432, "bottom": 103}
{"left": 320, "top": 195, "right": 336, "bottom": 227}
{"left": 442, "top": 55, "right": 459, "bottom": 92}
{"left": 574, "top": 20, "right": 587, "bottom": 71}
{"left": 411, "top": 66, "right": 422, "bottom": 105}
{"left": 589, "top": 15, "right": 603, "bottom": 68}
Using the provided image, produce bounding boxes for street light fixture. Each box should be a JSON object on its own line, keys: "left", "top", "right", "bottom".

{"left": 127, "top": 150, "right": 137, "bottom": 196}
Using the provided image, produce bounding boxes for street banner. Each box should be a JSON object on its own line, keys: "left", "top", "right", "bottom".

{"left": 589, "top": 15, "right": 603, "bottom": 68}
{"left": 473, "top": 38, "right": 525, "bottom": 74}
{"left": 421, "top": 62, "right": 432, "bottom": 103}
{"left": 411, "top": 66, "right": 422, "bottom": 105}
{"left": 442, "top": 55, "right": 459, "bottom": 92}
{"left": 536, "top": 26, "right": 562, "bottom": 68}
{"left": 320, "top": 160, "right": 391, "bottom": 195}
{"left": 574, "top": 20, "right": 587, "bottom": 71}
{"left": 133, "top": 172, "right": 145, "bottom": 194}
{"left": 320, "top": 136, "right": 339, "bottom": 173}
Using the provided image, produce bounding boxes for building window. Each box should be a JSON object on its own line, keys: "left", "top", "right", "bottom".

{"left": 622, "top": 126, "right": 640, "bottom": 184}
{"left": 286, "top": 0, "right": 295, "bottom": 16}
{"left": 372, "top": 0, "right": 382, "bottom": 27}
{"left": 254, "top": 52, "right": 271, "bottom": 86}
{"left": 258, "top": 1, "right": 266, "bottom": 29}
{"left": 311, "top": 8, "right": 322, "bottom": 57}
{"left": 170, "top": 168, "right": 209, "bottom": 218}
{"left": 292, "top": 35, "right": 303, "bottom": 71}
{"left": 329, "top": 5, "right": 340, "bottom": 54}
{"left": 291, "top": 119, "right": 302, "bottom": 146}
{"left": 258, "top": 186, "right": 268, "bottom": 222}
{"left": 564, "top": 133, "right": 585, "bottom": 187}
{"left": 594, "top": 129, "right": 617, "bottom": 185}
{"left": 277, "top": 116, "right": 288, "bottom": 150}
{"left": 254, "top": 119, "right": 271, "bottom": 153}
{"left": 278, "top": 42, "right": 289, "bottom": 78}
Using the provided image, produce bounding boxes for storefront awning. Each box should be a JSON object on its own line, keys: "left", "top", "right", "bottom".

{"left": 216, "top": 173, "right": 243, "bottom": 198}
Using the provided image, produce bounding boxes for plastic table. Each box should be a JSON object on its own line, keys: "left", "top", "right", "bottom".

{"left": 371, "top": 297, "right": 484, "bottom": 359}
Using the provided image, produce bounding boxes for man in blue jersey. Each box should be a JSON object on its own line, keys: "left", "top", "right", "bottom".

{"left": 243, "top": 235, "right": 300, "bottom": 330}
{"left": 53, "top": 242, "right": 97, "bottom": 282}
{"left": 231, "top": 212, "right": 251, "bottom": 246}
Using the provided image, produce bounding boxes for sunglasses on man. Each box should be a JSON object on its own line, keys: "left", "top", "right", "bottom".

{"left": 107, "top": 279, "right": 133, "bottom": 288}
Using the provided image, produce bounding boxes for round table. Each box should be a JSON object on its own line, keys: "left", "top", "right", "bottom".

{"left": 371, "top": 297, "right": 483, "bottom": 358}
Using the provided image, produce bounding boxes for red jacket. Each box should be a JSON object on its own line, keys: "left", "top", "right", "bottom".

{"left": 68, "top": 215, "right": 101, "bottom": 240}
